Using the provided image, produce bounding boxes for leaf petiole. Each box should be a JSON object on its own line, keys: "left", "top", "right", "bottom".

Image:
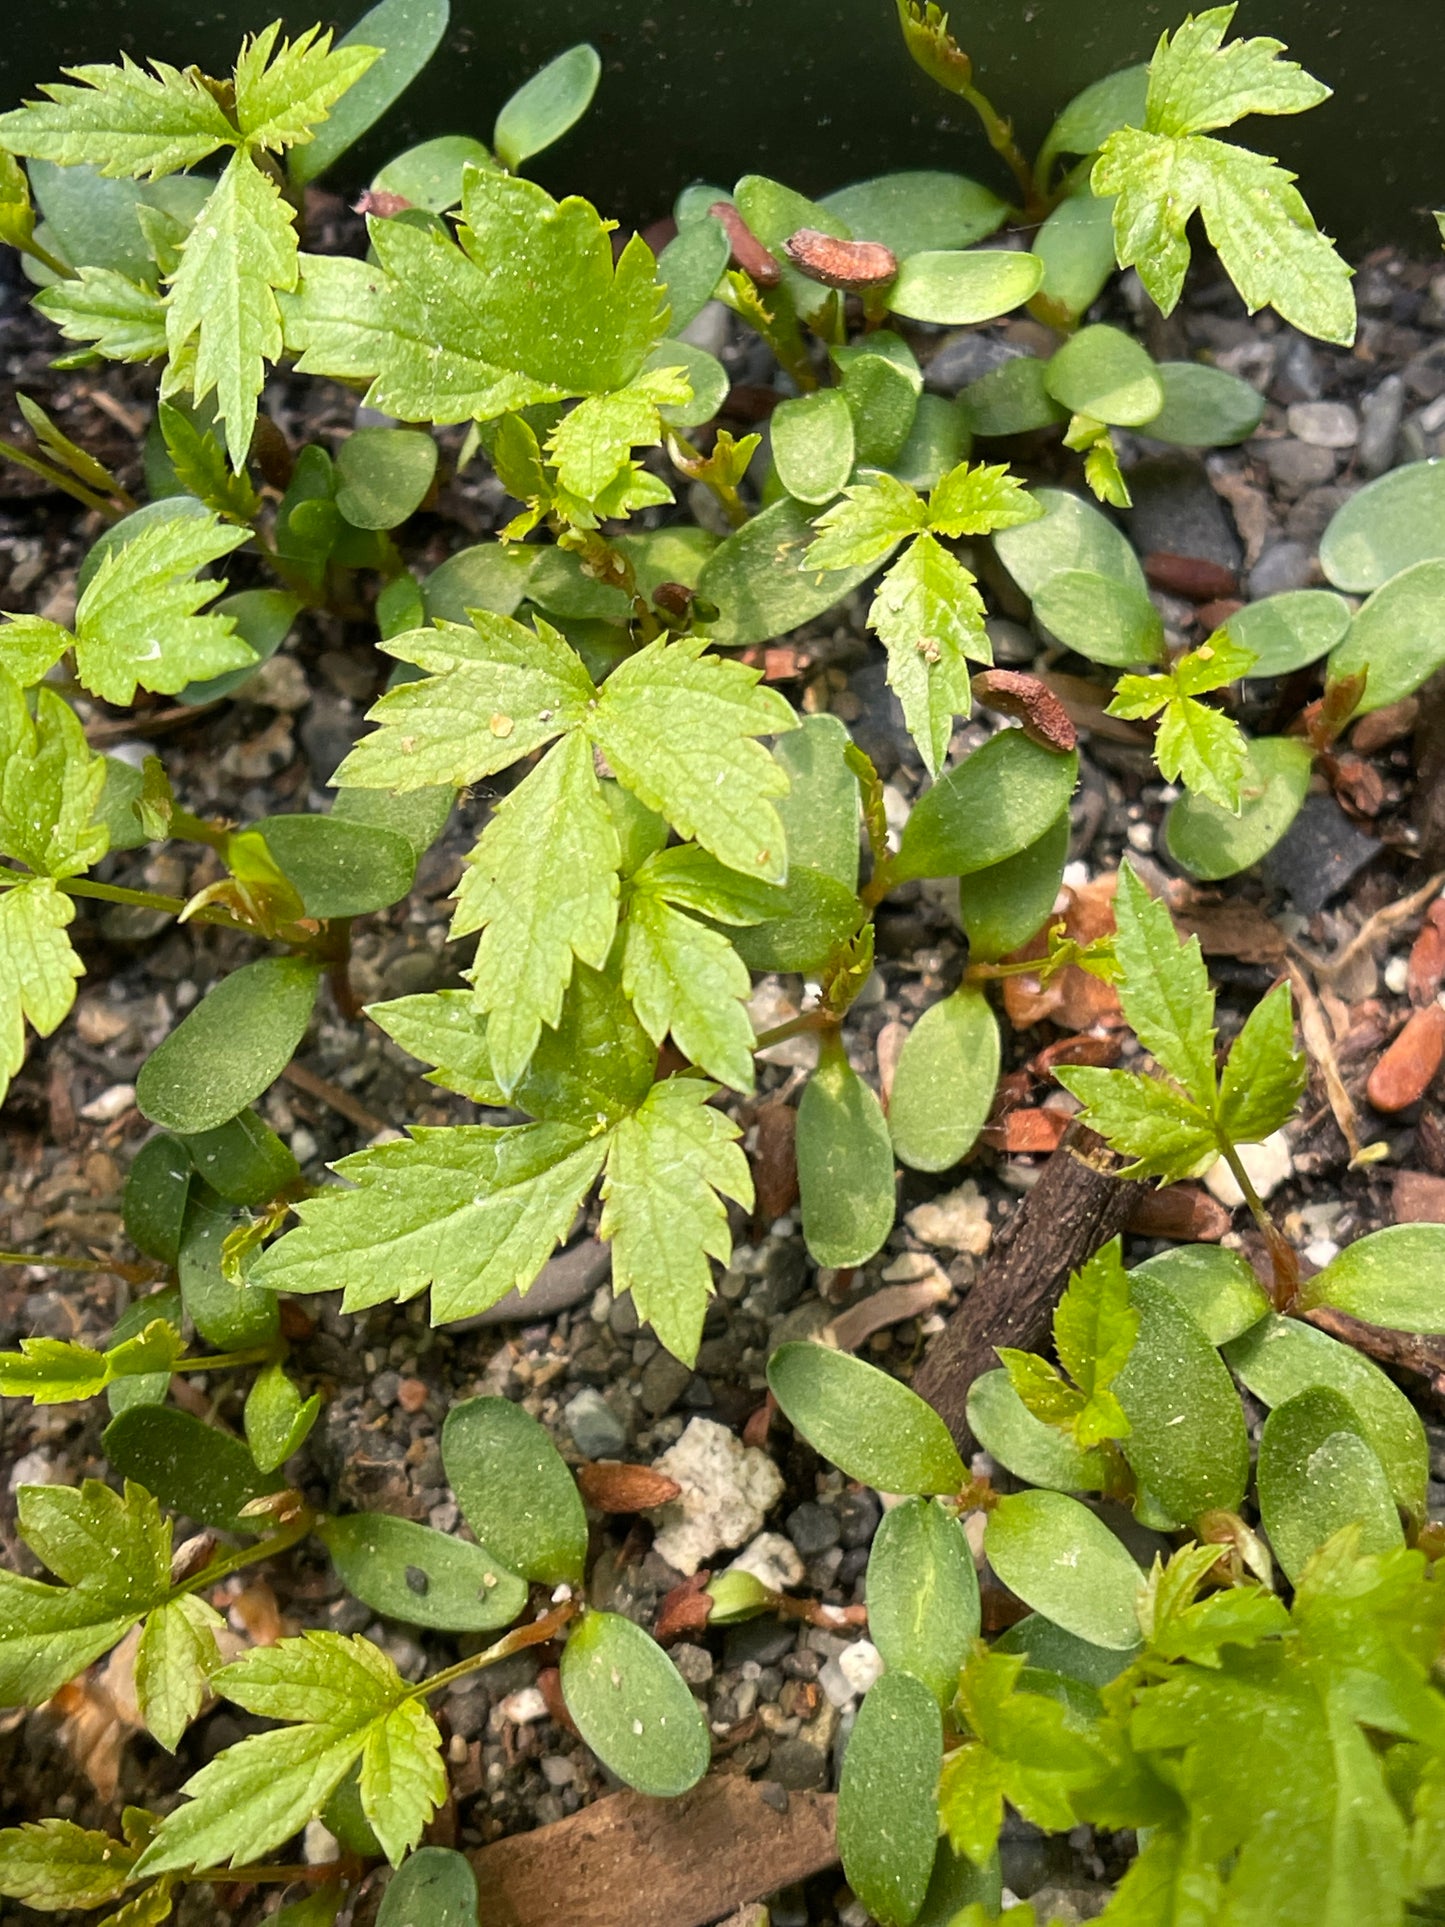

{"left": 410, "top": 1597, "right": 580, "bottom": 1701}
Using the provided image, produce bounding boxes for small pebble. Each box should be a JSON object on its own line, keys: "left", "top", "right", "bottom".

{"left": 498, "top": 1687, "right": 549, "bottom": 1725}
{"left": 396, "top": 1377, "right": 428, "bottom": 1413}
{"left": 1286, "top": 400, "right": 1358, "bottom": 448}
{"left": 1367, "top": 1003, "right": 1445, "bottom": 1112}
{"left": 1204, "top": 1132, "right": 1293, "bottom": 1207}
{"left": 78, "top": 1084, "right": 136, "bottom": 1122}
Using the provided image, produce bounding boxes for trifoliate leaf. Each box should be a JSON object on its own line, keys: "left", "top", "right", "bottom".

{"left": 806, "top": 472, "right": 927, "bottom": 572}
{"left": 0, "top": 1481, "right": 173, "bottom": 1706}
{"left": 546, "top": 367, "right": 689, "bottom": 507}
{"left": 1113, "top": 861, "right": 1218, "bottom": 1105}
{"left": 335, "top": 611, "right": 595, "bottom": 791}
{"left": 34, "top": 267, "right": 168, "bottom": 362}
{"left": 1145, "top": 5, "right": 1331, "bottom": 137}
{"left": 132, "top": 1632, "right": 445, "bottom": 1875}
{"left": 0, "top": 1318, "right": 185, "bottom": 1405}
{"left": 1217, "top": 979, "right": 1306, "bottom": 1147}
{"left": 283, "top": 170, "right": 668, "bottom": 422}
{"left": 621, "top": 892, "right": 756, "bottom": 1093}
{"left": 0, "top": 1818, "right": 140, "bottom": 1912}
{"left": 232, "top": 22, "right": 379, "bottom": 154}
{"left": 0, "top": 56, "right": 235, "bottom": 180}
{"left": 590, "top": 636, "right": 797, "bottom": 881}
{"left": 0, "top": 674, "right": 107, "bottom": 877}
{"left": 71, "top": 506, "right": 251, "bottom": 704}
{"left": 135, "top": 1592, "right": 223, "bottom": 1753}
{"left": 1108, "top": 633, "right": 1256, "bottom": 808}
{"left": 0, "top": 881, "right": 85, "bottom": 1113}
{"left": 165, "top": 149, "right": 300, "bottom": 469}
{"left": 1093, "top": 13, "right": 1354, "bottom": 347}
{"left": 1054, "top": 1065, "right": 1218, "bottom": 1182}
{"left": 926, "top": 459, "right": 1041, "bottom": 537}
{"left": 253, "top": 1122, "right": 608, "bottom": 1324}
{"left": 869, "top": 533, "right": 985, "bottom": 776}
{"left": 452, "top": 733, "right": 620, "bottom": 1094}
{"left": 600, "top": 1078, "right": 752, "bottom": 1365}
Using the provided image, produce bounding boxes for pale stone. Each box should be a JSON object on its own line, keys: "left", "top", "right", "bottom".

{"left": 905, "top": 1179, "right": 992, "bottom": 1255}
{"left": 649, "top": 1418, "right": 786, "bottom": 1576}
{"left": 1204, "top": 1131, "right": 1293, "bottom": 1208}
{"left": 725, "top": 1529, "right": 806, "bottom": 1593}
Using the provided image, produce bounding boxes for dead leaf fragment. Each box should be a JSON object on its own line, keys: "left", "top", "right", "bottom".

{"left": 578, "top": 1462, "right": 684, "bottom": 1513}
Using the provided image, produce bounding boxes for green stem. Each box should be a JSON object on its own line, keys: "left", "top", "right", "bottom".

{"left": 667, "top": 432, "right": 750, "bottom": 531}
{"left": 410, "top": 1599, "right": 579, "bottom": 1701}
{"left": 173, "top": 1342, "right": 279, "bottom": 1375}
{"left": 956, "top": 80, "right": 1037, "bottom": 215}
{"left": 751, "top": 1010, "right": 835, "bottom": 1053}
{"left": 20, "top": 236, "right": 75, "bottom": 280}
{"left": 0, "top": 1249, "right": 162, "bottom": 1284}
{"left": 0, "top": 438, "right": 121, "bottom": 518}
{"left": 1218, "top": 1138, "right": 1300, "bottom": 1312}
{"left": 168, "top": 808, "right": 232, "bottom": 854}
{"left": 189, "top": 1862, "right": 338, "bottom": 1886}
{"left": 171, "top": 1508, "right": 317, "bottom": 1603}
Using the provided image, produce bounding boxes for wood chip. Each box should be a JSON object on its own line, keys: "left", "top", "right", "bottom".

{"left": 822, "top": 1272, "right": 952, "bottom": 1352}
{"left": 469, "top": 1776, "right": 838, "bottom": 1927}
{"left": 1408, "top": 901, "right": 1445, "bottom": 1006}
{"left": 577, "top": 1462, "right": 683, "bottom": 1513}
{"left": 1367, "top": 1002, "right": 1445, "bottom": 1112}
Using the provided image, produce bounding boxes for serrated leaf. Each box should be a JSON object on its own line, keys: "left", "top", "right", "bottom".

{"left": 136, "top": 1593, "right": 222, "bottom": 1753}
{"left": 33, "top": 266, "right": 168, "bottom": 362}
{"left": 284, "top": 170, "right": 667, "bottom": 421}
{"left": 1053, "top": 1065, "right": 1217, "bottom": 1182}
{"left": 1109, "top": 634, "right": 1256, "bottom": 808}
{"left": 133, "top": 1632, "right": 444, "bottom": 1875}
{"left": 925, "top": 457, "right": 1039, "bottom": 537}
{"left": 441, "top": 1395, "right": 587, "bottom": 1587}
{"left": 767, "top": 1342, "right": 965, "bottom": 1495}
{"left": 70, "top": 506, "right": 250, "bottom": 704}
{"left": 0, "top": 57, "right": 234, "bottom": 180}
{"left": 869, "top": 534, "right": 985, "bottom": 777}
{"left": 0, "top": 880, "right": 86, "bottom": 1111}
{"left": 0, "top": 1318, "right": 184, "bottom": 1406}
{"left": 546, "top": 369, "right": 686, "bottom": 507}
{"left": 1113, "top": 862, "right": 1217, "bottom": 1104}
{"left": 233, "top": 22, "right": 379, "bottom": 154}
{"left": 838, "top": 1669, "right": 942, "bottom": 1926}
{"left": 452, "top": 733, "right": 620, "bottom": 1094}
{"left": 254, "top": 1122, "right": 608, "bottom": 1324}
{"left": 600, "top": 1078, "right": 751, "bottom": 1365}
{"left": 1146, "top": 5, "right": 1331, "bottom": 137}
{"left": 0, "top": 675, "right": 108, "bottom": 878}
{"left": 157, "top": 403, "right": 260, "bottom": 523}
{"left": 1216, "top": 980, "right": 1306, "bottom": 1146}
{"left": 621, "top": 891, "right": 755, "bottom": 1092}
{"left": 0, "top": 1480, "right": 173, "bottom": 1706}
{"left": 1093, "top": 125, "right": 1353, "bottom": 345}
{"left": 338, "top": 610, "right": 594, "bottom": 792}
{"left": 0, "top": 1818, "right": 140, "bottom": 1912}
{"left": 590, "top": 634, "right": 797, "bottom": 881}
{"left": 806, "top": 471, "right": 927, "bottom": 571}
{"left": 166, "top": 150, "right": 300, "bottom": 470}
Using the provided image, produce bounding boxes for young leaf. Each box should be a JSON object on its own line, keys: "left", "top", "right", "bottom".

{"left": 600, "top": 1077, "right": 752, "bottom": 1365}
{"left": 1299, "top": 1225, "right": 1445, "bottom": 1335}
{"left": 0, "top": 880, "right": 87, "bottom": 1112}
{"left": 69, "top": 506, "right": 251, "bottom": 704}
{"left": 869, "top": 533, "right": 984, "bottom": 777}
{"left": 1092, "top": 8, "right": 1354, "bottom": 344}
{"left": 806, "top": 472, "right": 927, "bottom": 571}
{"left": 588, "top": 635, "right": 798, "bottom": 882}
{"left": 1217, "top": 979, "right": 1306, "bottom": 1147}
{"left": 983, "top": 1491, "right": 1142, "bottom": 1650}
{"left": 940, "top": 1646, "right": 1106, "bottom": 1868}
{"left": 964, "top": 1371, "right": 1112, "bottom": 1494}
{"left": 561, "top": 1612, "right": 711, "bottom": 1796}
{"left": 254, "top": 1122, "right": 608, "bottom": 1324}
{"left": 926, "top": 458, "right": 1039, "bottom": 539}
{"left": 1115, "top": 1275, "right": 1249, "bottom": 1523}
{"left": 0, "top": 1818, "right": 140, "bottom": 1912}
{"left": 244, "top": 1362, "right": 322, "bottom": 1474}
{"left": 284, "top": 170, "right": 667, "bottom": 422}
{"left": 0, "top": 1480, "right": 173, "bottom": 1706}
{"left": 166, "top": 150, "right": 299, "bottom": 469}
{"left": 837, "top": 1670, "right": 942, "bottom": 1927}
{"left": 867, "top": 1497, "right": 980, "bottom": 1704}
{"left": 317, "top": 1513, "right": 528, "bottom": 1633}
{"left": 337, "top": 609, "right": 594, "bottom": 791}
{"left": 1, "top": 673, "right": 108, "bottom": 880}
{"left": 1108, "top": 633, "right": 1256, "bottom": 808}
{"left": 451, "top": 734, "right": 621, "bottom": 1093}
{"left": 620, "top": 889, "right": 756, "bottom": 1093}
{"left": 796, "top": 1038, "right": 896, "bottom": 1269}
{"left": 493, "top": 44, "right": 602, "bottom": 172}
{"left": 441, "top": 1395, "right": 588, "bottom": 1587}
{"left": 377, "top": 1847, "right": 479, "bottom": 1927}
{"left": 888, "top": 984, "right": 1000, "bottom": 1174}
{"left": 1046, "top": 1238, "right": 1138, "bottom": 1449}
{"left": 767, "top": 1343, "right": 965, "bottom": 1496}
{"left": 1114, "top": 862, "right": 1217, "bottom": 1102}
{"left": 132, "top": 1633, "right": 446, "bottom": 1875}
{"left": 136, "top": 1592, "right": 223, "bottom": 1753}
{"left": 232, "top": 22, "right": 379, "bottom": 155}
{"left": 0, "top": 57, "right": 235, "bottom": 180}
{"left": 136, "top": 956, "right": 321, "bottom": 1134}
{"left": 0, "top": 1318, "right": 185, "bottom": 1405}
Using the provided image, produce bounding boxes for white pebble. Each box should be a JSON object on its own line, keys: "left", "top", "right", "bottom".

{"left": 78, "top": 1083, "right": 136, "bottom": 1122}
{"left": 837, "top": 1639, "right": 885, "bottom": 1696}
{"left": 649, "top": 1418, "right": 786, "bottom": 1576}
{"left": 498, "top": 1687, "right": 549, "bottom": 1725}
{"left": 1204, "top": 1131, "right": 1293, "bottom": 1208}
{"left": 1384, "top": 955, "right": 1410, "bottom": 995}
{"left": 726, "top": 1530, "right": 805, "bottom": 1593}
